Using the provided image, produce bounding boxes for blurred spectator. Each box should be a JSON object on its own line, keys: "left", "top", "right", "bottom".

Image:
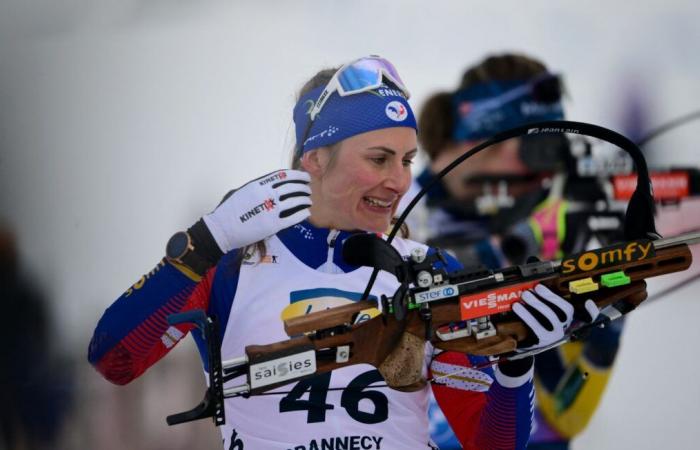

{"left": 0, "top": 225, "right": 73, "bottom": 450}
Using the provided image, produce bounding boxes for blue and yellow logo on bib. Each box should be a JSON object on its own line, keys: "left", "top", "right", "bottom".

{"left": 281, "top": 288, "right": 380, "bottom": 325}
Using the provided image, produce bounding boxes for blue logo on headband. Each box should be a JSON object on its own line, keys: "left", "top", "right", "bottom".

{"left": 294, "top": 84, "right": 417, "bottom": 154}
{"left": 452, "top": 74, "right": 565, "bottom": 142}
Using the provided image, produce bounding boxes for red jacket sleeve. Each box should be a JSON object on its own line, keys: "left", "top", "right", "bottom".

{"left": 430, "top": 351, "right": 534, "bottom": 450}
{"left": 88, "top": 260, "right": 217, "bottom": 385}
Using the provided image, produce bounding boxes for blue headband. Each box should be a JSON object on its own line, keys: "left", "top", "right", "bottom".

{"left": 452, "top": 75, "right": 565, "bottom": 141}
{"left": 294, "top": 84, "right": 417, "bottom": 154}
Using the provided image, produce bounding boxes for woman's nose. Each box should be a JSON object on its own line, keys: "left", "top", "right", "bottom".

{"left": 384, "top": 162, "right": 410, "bottom": 194}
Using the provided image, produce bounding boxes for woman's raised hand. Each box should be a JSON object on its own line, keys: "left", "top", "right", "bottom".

{"left": 203, "top": 170, "right": 312, "bottom": 252}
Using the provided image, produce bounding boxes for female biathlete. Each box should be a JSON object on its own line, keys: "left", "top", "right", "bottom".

{"left": 88, "top": 56, "right": 581, "bottom": 450}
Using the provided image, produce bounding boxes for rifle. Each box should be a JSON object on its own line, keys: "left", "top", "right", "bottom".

{"left": 166, "top": 230, "right": 697, "bottom": 426}
{"left": 164, "top": 120, "right": 695, "bottom": 427}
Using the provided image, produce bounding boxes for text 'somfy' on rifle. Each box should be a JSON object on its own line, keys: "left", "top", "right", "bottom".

{"left": 164, "top": 120, "right": 696, "bottom": 426}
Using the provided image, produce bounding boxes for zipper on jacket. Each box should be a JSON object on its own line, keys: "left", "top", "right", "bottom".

{"left": 319, "top": 229, "right": 342, "bottom": 274}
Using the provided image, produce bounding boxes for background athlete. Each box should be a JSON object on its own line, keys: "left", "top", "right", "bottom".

{"left": 404, "top": 52, "right": 622, "bottom": 450}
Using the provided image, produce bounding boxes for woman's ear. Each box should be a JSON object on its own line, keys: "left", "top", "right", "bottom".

{"left": 300, "top": 148, "right": 327, "bottom": 177}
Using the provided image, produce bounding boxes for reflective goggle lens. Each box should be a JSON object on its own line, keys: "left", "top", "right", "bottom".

{"left": 337, "top": 64, "right": 381, "bottom": 93}
{"left": 336, "top": 57, "right": 408, "bottom": 97}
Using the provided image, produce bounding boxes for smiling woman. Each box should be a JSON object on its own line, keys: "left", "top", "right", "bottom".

{"left": 87, "top": 55, "right": 579, "bottom": 450}
{"left": 301, "top": 128, "right": 417, "bottom": 232}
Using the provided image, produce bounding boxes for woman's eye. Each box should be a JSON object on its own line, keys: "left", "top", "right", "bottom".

{"left": 402, "top": 159, "right": 414, "bottom": 167}
{"left": 371, "top": 157, "right": 387, "bottom": 165}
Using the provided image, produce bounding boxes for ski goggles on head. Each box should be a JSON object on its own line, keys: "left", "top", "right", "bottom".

{"left": 294, "top": 55, "right": 416, "bottom": 156}
{"left": 308, "top": 55, "right": 411, "bottom": 121}
{"left": 452, "top": 73, "right": 565, "bottom": 142}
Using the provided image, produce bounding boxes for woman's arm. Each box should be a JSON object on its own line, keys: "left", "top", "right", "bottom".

{"left": 427, "top": 248, "right": 534, "bottom": 449}
{"left": 88, "top": 169, "right": 312, "bottom": 385}
{"left": 87, "top": 257, "right": 218, "bottom": 385}
{"left": 87, "top": 217, "right": 226, "bottom": 384}
{"left": 429, "top": 265, "right": 584, "bottom": 449}
{"left": 431, "top": 352, "right": 534, "bottom": 450}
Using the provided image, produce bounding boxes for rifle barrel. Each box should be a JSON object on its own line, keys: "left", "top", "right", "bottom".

{"left": 653, "top": 231, "right": 700, "bottom": 249}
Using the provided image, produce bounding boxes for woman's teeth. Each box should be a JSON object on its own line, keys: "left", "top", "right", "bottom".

{"left": 364, "top": 197, "right": 391, "bottom": 208}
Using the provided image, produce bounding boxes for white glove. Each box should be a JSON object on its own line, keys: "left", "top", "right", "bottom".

{"left": 512, "top": 284, "right": 598, "bottom": 352}
{"left": 203, "top": 170, "right": 312, "bottom": 252}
